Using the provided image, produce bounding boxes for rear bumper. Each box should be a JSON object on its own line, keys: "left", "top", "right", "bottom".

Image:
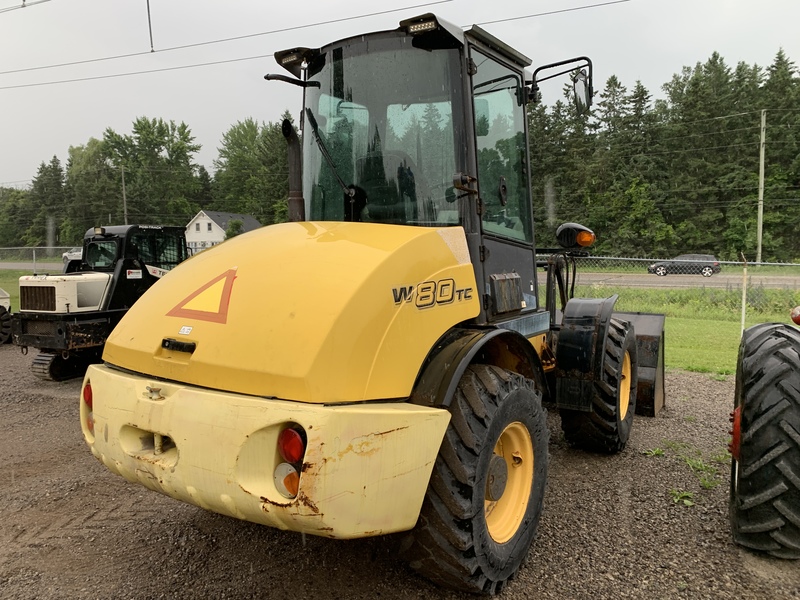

{"left": 81, "top": 364, "right": 450, "bottom": 539}
{"left": 12, "top": 311, "right": 124, "bottom": 351}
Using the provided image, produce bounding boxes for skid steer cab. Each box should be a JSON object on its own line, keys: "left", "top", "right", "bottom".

{"left": 13, "top": 224, "right": 188, "bottom": 381}
{"left": 80, "top": 13, "right": 665, "bottom": 595}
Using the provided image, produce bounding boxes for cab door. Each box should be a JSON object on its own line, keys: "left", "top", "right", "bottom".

{"left": 470, "top": 46, "right": 540, "bottom": 328}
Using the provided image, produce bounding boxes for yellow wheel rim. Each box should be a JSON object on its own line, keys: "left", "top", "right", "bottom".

{"left": 619, "top": 350, "right": 632, "bottom": 421}
{"left": 484, "top": 421, "right": 534, "bottom": 544}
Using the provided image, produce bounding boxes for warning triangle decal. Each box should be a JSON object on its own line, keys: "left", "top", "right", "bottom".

{"left": 166, "top": 268, "right": 237, "bottom": 324}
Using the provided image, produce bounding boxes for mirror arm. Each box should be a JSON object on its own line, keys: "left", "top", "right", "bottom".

{"left": 264, "top": 74, "right": 321, "bottom": 88}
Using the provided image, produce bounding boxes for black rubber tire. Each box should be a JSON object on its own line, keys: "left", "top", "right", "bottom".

{"left": 401, "top": 364, "right": 549, "bottom": 595}
{"left": 0, "top": 305, "right": 11, "bottom": 344}
{"left": 655, "top": 266, "right": 667, "bottom": 276}
{"left": 701, "top": 266, "right": 714, "bottom": 277}
{"left": 730, "top": 322, "right": 800, "bottom": 559}
{"left": 560, "top": 317, "right": 638, "bottom": 454}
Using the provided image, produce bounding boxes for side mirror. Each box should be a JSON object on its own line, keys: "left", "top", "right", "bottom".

{"left": 530, "top": 56, "right": 593, "bottom": 113}
{"left": 572, "top": 68, "right": 592, "bottom": 115}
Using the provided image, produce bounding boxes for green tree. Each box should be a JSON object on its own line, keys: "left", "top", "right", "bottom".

{"left": 104, "top": 117, "right": 201, "bottom": 226}
{"left": 212, "top": 112, "right": 292, "bottom": 225}
{"left": 225, "top": 219, "right": 244, "bottom": 239}
{"left": 25, "top": 156, "right": 65, "bottom": 247}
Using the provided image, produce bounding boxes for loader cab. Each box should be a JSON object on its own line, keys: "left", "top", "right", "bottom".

{"left": 275, "top": 13, "right": 589, "bottom": 329}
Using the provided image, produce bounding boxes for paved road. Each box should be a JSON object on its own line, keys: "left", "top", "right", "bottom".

{"left": 3, "top": 261, "right": 799, "bottom": 290}
{"left": 0, "top": 261, "right": 63, "bottom": 272}
{"left": 576, "top": 272, "right": 800, "bottom": 289}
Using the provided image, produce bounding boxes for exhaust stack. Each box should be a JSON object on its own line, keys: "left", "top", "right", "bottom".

{"left": 282, "top": 118, "right": 305, "bottom": 222}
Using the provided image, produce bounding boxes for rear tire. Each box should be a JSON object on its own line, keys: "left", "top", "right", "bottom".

{"left": 401, "top": 364, "right": 548, "bottom": 595}
{"left": 0, "top": 305, "right": 10, "bottom": 344}
{"left": 560, "top": 318, "right": 638, "bottom": 453}
{"left": 730, "top": 323, "right": 800, "bottom": 559}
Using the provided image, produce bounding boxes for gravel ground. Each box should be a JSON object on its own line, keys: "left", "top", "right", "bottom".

{"left": 1, "top": 343, "right": 799, "bottom": 600}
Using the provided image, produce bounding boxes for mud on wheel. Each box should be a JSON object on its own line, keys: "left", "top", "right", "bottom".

{"left": 401, "top": 364, "right": 548, "bottom": 595}
{"left": 560, "top": 317, "right": 638, "bottom": 454}
{"left": 730, "top": 323, "right": 800, "bottom": 559}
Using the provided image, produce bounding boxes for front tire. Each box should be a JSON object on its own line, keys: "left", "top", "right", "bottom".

{"left": 655, "top": 266, "right": 667, "bottom": 276}
{"left": 730, "top": 323, "right": 800, "bottom": 559}
{"left": 401, "top": 365, "right": 549, "bottom": 595}
{"left": 560, "top": 318, "right": 638, "bottom": 453}
{"left": 0, "top": 305, "right": 10, "bottom": 344}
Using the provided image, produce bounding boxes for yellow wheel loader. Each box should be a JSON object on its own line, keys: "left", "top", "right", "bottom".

{"left": 80, "top": 14, "right": 665, "bottom": 594}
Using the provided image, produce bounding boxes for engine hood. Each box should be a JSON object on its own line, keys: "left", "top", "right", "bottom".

{"left": 103, "top": 222, "right": 479, "bottom": 403}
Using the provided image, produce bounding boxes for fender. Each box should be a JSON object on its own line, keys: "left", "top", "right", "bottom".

{"left": 554, "top": 294, "right": 620, "bottom": 411}
{"left": 409, "top": 326, "right": 545, "bottom": 408}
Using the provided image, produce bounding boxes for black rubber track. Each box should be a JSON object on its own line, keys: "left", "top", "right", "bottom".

{"left": 0, "top": 304, "right": 11, "bottom": 344}
{"left": 400, "top": 364, "right": 549, "bottom": 595}
{"left": 730, "top": 322, "right": 800, "bottom": 559}
{"left": 31, "top": 350, "right": 98, "bottom": 382}
{"left": 560, "top": 317, "right": 638, "bottom": 454}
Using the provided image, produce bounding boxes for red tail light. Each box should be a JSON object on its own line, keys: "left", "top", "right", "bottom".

{"left": 82, "top": 383, "right": 93, "bottom": 410}
{"left": 82, "top": 382, "right": 94, "bottom": 435}
{"left": 278, "top": 427, "right": 306, "bottom": 464}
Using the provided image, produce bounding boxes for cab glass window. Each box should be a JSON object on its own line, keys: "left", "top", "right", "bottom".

{"left": 471, "top": 49, "right": 532, "bottom": 243}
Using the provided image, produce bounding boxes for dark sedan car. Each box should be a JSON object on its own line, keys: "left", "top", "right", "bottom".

{"left": 647, "top": 254, "right": 721, "bottom": 277}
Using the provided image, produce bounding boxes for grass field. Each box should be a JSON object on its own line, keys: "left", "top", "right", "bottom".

{"left": 578, "top": 284, "right": 794, "bottom": 375}
{"left": 2, "top": 268, "right": 796, "bottom": 375}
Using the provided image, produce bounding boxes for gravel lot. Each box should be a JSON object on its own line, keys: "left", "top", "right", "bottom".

{"left": 1, "top": 343, "right": 799, "bottom": 599}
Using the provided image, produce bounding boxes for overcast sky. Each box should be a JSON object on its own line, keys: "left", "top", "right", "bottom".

{"left": 1, "top": 0, "right": 798, "bottom": 188}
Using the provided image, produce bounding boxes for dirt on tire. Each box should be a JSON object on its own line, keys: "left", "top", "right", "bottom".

{"left": 1, "top": 343, "right": 799, "bottom": 599}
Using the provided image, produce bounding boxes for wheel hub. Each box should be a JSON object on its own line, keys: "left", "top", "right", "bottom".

{"left": 485, "top": 454, "right": 508, "bottom": 502}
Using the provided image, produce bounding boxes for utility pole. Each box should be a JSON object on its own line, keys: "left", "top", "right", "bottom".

{"left": 121, "top": 165, "right": 129, "bottom": 225}
{"left": 756, "top": 109, "right": 766, "bottom": 264}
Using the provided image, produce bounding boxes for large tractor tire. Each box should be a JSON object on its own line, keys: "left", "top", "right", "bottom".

{"left": 730, "top": 323, "right": 800, "bottom": 559}
{"left": 401, "top": 364, "right": 549, "bottom": 595}
{"left": 560, "top": 317, "right": 637, "bottom": 453}
{"left": 0, "top": 305, "right": 11, "bottom": 344}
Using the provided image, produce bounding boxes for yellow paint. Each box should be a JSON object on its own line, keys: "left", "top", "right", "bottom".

{"left": 620, "top": 350, "right": 632, "bottom": 420}
{"left": 103, "top": 222, "right": 480, "bottom": 403}
{"left": 81, "top": 363, "right": 451, "bottom": 539}
{"left": 484, "top": 421, "right": 534, "bottom": 543}
{"left": 182, "top": 277, "right": 227, "bottom": 312}
{"left": 527, "top": 333, "right": 555, "bottom": 372}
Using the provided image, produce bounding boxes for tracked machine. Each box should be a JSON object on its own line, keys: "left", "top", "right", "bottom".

{"left": 80, "top": 14, "right": 665, "bottom": 594}
{"left": 12, "top": 225, "right": 188, "bottom": 380}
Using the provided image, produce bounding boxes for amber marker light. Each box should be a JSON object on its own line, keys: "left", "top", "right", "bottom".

{"left": 576, "top": 230, "right": 596, "bottom": 247}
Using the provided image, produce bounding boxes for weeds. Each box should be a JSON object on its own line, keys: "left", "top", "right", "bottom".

{"left": 670, "top": 490, "right": 695, "bottom": 506}
{"left": 643, "top": 448, "right": 665, "bottom": 457}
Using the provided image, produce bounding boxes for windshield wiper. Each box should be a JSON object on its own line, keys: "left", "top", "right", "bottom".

{"left": 304, "top": 108, "right": 355, "bottom": 200}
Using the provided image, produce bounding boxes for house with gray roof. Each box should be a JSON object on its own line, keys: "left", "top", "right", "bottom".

{"left": 185, "top": 210, "right": 262, "bottom": 253}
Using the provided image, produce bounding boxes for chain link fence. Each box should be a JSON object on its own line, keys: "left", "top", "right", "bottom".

{"left": 571, "top": 255, "right": 800, "bottom": 282}
{"left": 0, "top": 246, "right": 75, "bottom": 268}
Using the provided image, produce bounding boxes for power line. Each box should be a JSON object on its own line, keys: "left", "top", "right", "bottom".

{"left": 0, "top": 0, "right": 633, "bottom": 90}
{"left": 0, "top": 0, "right": 52, "bottom": 14}
{"left": 0, "top": 0, "right": 455, "bottom": 77}
{"left": 473, "top": 0, "right": 631, "bottom": 27}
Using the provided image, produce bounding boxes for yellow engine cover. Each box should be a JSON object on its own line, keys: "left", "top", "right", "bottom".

{"left": 103, "top": 222, "right": 479, "bottom": 403}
